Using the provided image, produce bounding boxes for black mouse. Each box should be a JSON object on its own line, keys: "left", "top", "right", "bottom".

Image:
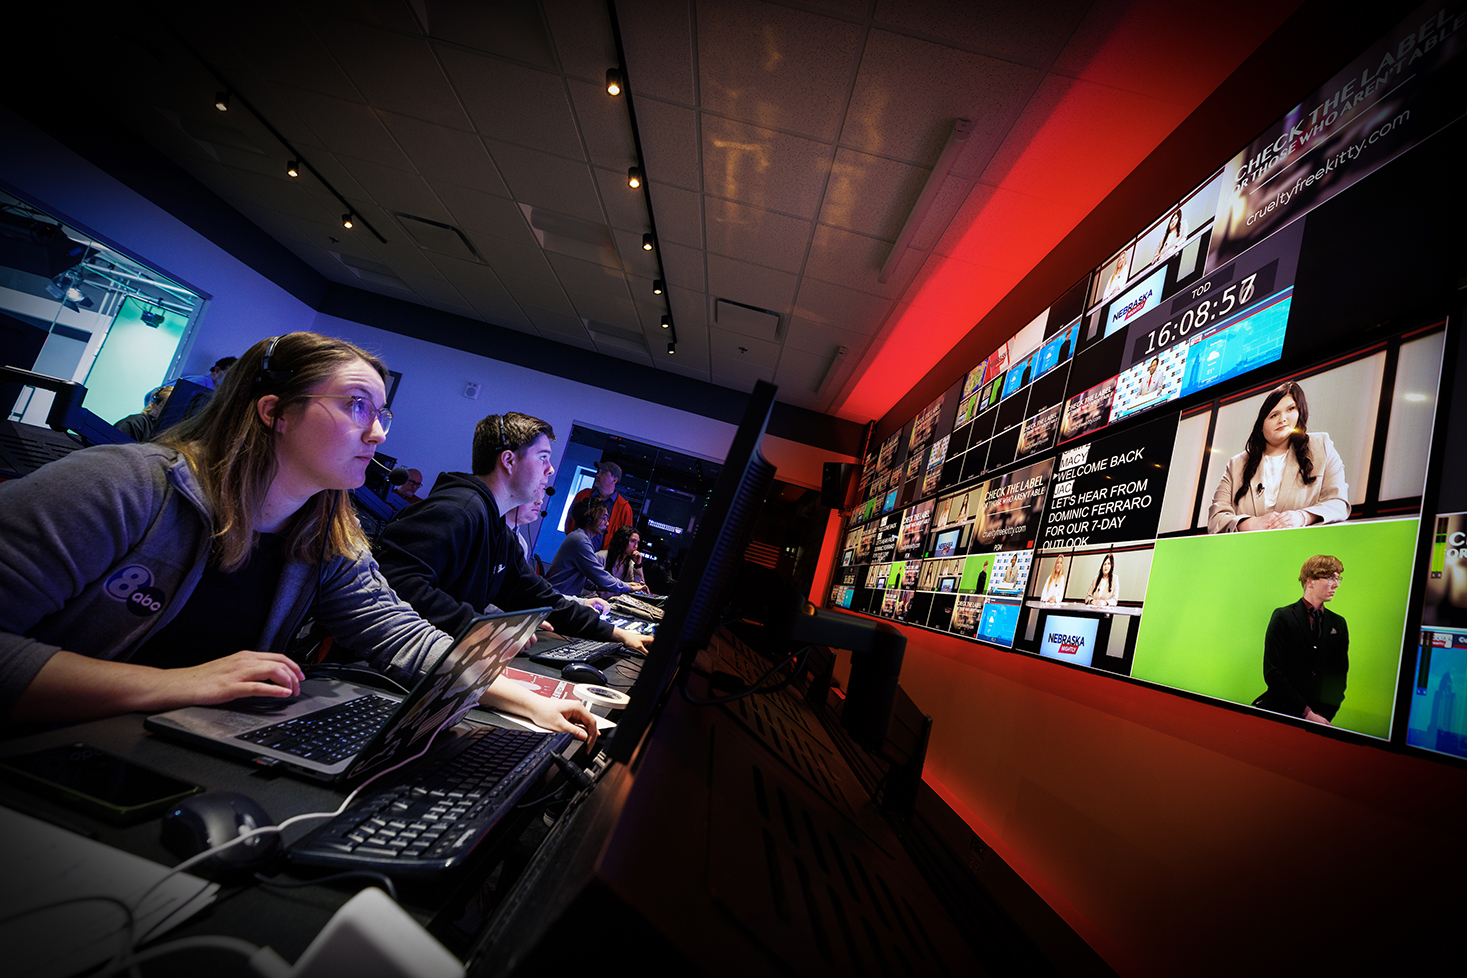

{"left": 561, "top": 662, "right": 608, "bottom": 685}
{"left": 160, "top": 791, "right": 280, "bottom": 875}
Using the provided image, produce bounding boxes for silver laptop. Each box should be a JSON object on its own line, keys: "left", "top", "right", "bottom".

{"left": 144, "top": 608, "right": 551, "bottom": 782}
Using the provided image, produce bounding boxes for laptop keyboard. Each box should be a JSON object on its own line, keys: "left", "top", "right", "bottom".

{"left": 237, "top": 693, "right": 398, "bottom": 764}
{"left": 291, "top": 725, "right": 569, "bottom": 874}
{"left": 526, "top": 637, "right": 622, "bottom": 665}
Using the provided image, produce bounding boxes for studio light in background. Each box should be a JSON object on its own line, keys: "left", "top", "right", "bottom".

{"left": 605, "top": 69, "right": 623, "bottom": 96}
{"left": 652, "top": 278, "right": 663, "bottom": 295}
{"left": 342, "top": 213, "right": 354, "bottom": 229}
{"left": 46, "top": 271, "right": 93, "bottom": 311}
{"left": 214, "top": 90, "right": 229, "bottom": 112}
{"left": 140, "top": 309, "right": 165, "bottom": 327}
{"left": 642, "top": 233, "right": 654, "bottom": 251}
{"left": 627, "top": 166, "right": 642, "bottom": 189}
{"left": 286, "top": 160, "right": 299, "bottom": 177}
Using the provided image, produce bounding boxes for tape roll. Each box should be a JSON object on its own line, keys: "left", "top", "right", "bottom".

{"left": 573, "top": 683, "right": 631, "bottom": 709}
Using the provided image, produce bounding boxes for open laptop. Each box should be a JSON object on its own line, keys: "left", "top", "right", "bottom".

{"left": 144, "top": 608, "right": 550, "bottom": 782}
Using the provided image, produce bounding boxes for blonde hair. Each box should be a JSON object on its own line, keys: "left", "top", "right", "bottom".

{"left": 158, "top": 332, "right": 386, "bottom": 571}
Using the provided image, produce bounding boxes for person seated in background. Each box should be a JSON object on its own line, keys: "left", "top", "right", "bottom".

{"left": 546, "top": 498, "right": 646, "bottom": 599}
{"left": 392, "top": 467, "right": 424, "bottom": 503}
{"left": 0, "top": 333, "right": 594, "bottom": 742}
{"left": 113, "top": 384, "right": 173, "bottom": 442}
{"left": 593, "top": 526, "right": 646, "bottom": 599}
{"left": 565, "top": 460, "right": 632, "bottom": 552}
{"left": 375, "top": 412, "right": 651, "bottom": 654}
{"left": 1040, "top": 556, "right": 1067, "bottom": 604}
{"left": 1087, "top": 553, "right": 1119, "bottom": 607}
{"left": 179, "top": 355, "right": 237, "bottom": 390}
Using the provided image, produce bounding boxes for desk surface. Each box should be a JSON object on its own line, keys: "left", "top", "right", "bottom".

{"left": 0, "top": 651, "right": 641, "bottom": 971}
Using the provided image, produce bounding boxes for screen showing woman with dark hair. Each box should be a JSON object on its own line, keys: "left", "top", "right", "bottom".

{"left": 1208, "top": 381, "right": 1349, "bottom": 533}
{"left": 1088, "top": 553, "right": 1119, "bottom": 606}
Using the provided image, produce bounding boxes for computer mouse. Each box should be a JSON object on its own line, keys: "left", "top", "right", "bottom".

{"left": 160, "top": 791, "right": 280, "bottom": 875}
{"left": 561, "top": 662, "right": 609, "bottom": 685}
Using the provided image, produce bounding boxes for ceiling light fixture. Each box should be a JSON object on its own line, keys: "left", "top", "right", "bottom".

{"left": 642, "top": 233, "right": 654, "bottom": 251}
{"left": 286, "top": 160, "right": 299, "bottom": 178}
{"left": 214, "top": 91, "right": 229, "bottom": 112}
{"left": 627, "top": 166, "right": 642, "bottom": 189}
{"left": 652, "top": 278, "right": 663, "bottom": 295}
{"left": 667, "top": 341, "right": 675, "bottom": 354}
{"left": 660, "top": 314, "right": 671, "bottom": 329}
{"left": 342, "top": 213, "right": 354, "bottom": 229}
{"left": 605, "top": 69, "right": 623, "bottom": 96}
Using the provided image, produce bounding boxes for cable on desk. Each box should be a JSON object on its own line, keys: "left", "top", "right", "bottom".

{"left": 103, "top": 935, "right": 276, "bottom": 977}
{"left": 0, "top": 895, "right": 135, "bottom": 976}
{"left": 253, "top": 870, "right": 398, "bottom": 904}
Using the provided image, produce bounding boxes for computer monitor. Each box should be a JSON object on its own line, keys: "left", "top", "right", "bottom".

{"left": 606, "top": 381, "right": 778, "bottom": 764}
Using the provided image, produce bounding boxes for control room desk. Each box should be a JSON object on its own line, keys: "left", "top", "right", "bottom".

{"left": 0, "top": 653, "right": 640, "bottom": 975}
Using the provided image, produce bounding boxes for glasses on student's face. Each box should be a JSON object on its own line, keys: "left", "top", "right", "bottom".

{"left": 1315, "top": 575, "right": 1342, "bottom": 586}
{"left": 300, "top": 394, "right": 393, "bottom": 433}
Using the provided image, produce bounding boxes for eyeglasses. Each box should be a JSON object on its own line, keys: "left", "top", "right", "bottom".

{"left": 1314, "top": 575, "right": 1342, "bottom": 585}
{"left": 299, "top": 394, "right": 393, "bottom": 433}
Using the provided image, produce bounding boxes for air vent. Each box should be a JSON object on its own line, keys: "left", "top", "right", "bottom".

{"left": 393, "top": 213, "right": 479, "bottom": 262}
{"left": 584, "top": 319, "right": 648, "bottom": 356}
{"left": 329, "top": 252, "right": 412, "bottom": 292}
{"left": 520, "top": 205, "right": 620, "bottom": 268}
{"left": 716, "top": 297, "right": 780, "bottom": 339}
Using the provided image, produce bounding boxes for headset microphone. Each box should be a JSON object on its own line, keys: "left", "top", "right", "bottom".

{"left": 370, "top": 455, "right": 410, "bottom": 486}
{"left": 544, "top": 486, "right": 556, "bottom": 496}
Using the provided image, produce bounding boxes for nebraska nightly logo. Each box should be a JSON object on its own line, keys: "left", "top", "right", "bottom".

{"left": 1047, "top": 630, "right": 1086, "bottom": 656}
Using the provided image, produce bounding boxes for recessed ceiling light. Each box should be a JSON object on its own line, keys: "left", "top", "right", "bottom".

{"left": 286, "top": 160, "right": 299, "bottom": 178}
{"left": 214, "top": 91, "right": 229, "bottom": 112}
{"left": 627, "top": 166, "right": 642, "bottom": 189}
{"left": 342, "top": 213, "right": 354, "bottom": 229}
{"left": 605, "top": 69, "right": 623, "bottom": 96}
{"left": 642, "top": 233, "right": 654, "bottom": 251}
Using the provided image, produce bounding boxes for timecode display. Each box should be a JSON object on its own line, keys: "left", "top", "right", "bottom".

{"left": 1133, "top": 260, "right": 1278, "bottom": 363}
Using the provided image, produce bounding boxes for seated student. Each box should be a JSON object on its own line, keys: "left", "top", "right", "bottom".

{"left": 375, "top": 412, "right": 651, "bottom": 653}
{"left": 546, "top": 499, "right": 646, "bottom": 598}
{"left": 594, "top": 525, "right": 646, "bottom": 598}
{"left": 114, "top": 384, "right": 173, "bottom": 442}
{"left": 0, "top": 333, "right": 594, "bottom": 743}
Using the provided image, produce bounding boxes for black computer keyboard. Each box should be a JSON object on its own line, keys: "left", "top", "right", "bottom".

{"left": 290, "top": 725, "right": 571, "bottom": 874}
{"left": 237, "top": 693, "right": 398, "bottom": 764}
{"left": 526, "top": 636, "right": 623, "bottom": 665}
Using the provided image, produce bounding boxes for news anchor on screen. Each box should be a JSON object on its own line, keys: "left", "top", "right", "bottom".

{"left": 1253, "top": 555, "right": 1348, "bottom": 724}
{"left": 1208, "top": 381, "right": 1349, "bottom": 533}
{"left": 1086, "top": 553, "right": 1119, "bottom": 607}
{"left": 1041, "top": 556, "right": 1067, "bottom": 604}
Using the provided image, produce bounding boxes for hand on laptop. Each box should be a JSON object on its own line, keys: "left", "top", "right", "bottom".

{"left": 481, "top": 676, "right": 599, "bottom": 751}
{"left": 612, "top": 628, "right": 652, "bottom": 654}
{"left": 176, "top": 650, "right": 306, "bottom": 703}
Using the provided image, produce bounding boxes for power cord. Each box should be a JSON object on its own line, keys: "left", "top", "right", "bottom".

{"left": 252, "top": 870, "right": 398, "bottom": 905}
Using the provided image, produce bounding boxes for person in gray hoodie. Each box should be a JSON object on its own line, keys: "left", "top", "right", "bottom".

{"left": 0, "top": 332, "right": 596, "bottom": 745}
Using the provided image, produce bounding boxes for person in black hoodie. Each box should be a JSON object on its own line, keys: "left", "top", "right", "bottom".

{"left": 376, "top": 411, "right": 651, "bottom": 653}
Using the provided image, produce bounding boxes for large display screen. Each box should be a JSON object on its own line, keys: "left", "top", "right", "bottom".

{"left": 831, "top": 2, "right": 1467, "bottom": 754}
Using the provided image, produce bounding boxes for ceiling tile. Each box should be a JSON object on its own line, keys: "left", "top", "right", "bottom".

{"left": 935, "top": 184, "right": 1087, "bottom": 275}
{"left": 697, "top": 0, "right": 863, "bottom": 142}
{"left": 873, "top": 0, "right": 1089, "bottom": 66}
{"left": 818, "top": 148, "right": 929, "bottom": 240}
{"left": 538, "top": 326, "right": 598, "bottom": 352}
{"left": 784, "top": 314, "right": 876, "bottom": 357}
{"left": 468, "top": 297, "right": 534, "bottom": 331}
{"left": 484, "top": 140, "right": 604, "bottom": 222}
{"left": 633, "top": 99, "right": 703, "bottom": 192}
{"left": 291, "top": 151, "right": 371, "bottom": 202}
{"left": 522, "top": 303, "right": 585, "bottom": 333}
{"left": 418, "top": 0, "right": 557, "bottom": 67}
{"left": 470, "top": 238, "right": 561, "bottom": 290}
{"left": 282, "top": 87, "right": 415, "bottom": 168}
{"left": 656, "top": 239, "right": 706, "bottom": 292}
{"left": 647, "top": 182, "right": 704, "bottom": 249}
{"left": 568, "top": 79, "right": 638, "bottom": 170}
{"left": 224, "top": 168, "right": 340, "bottom": 223}
{"left": 978, "top": 75, "right": 1185, "bottom": 209}
{"left": 841, "top": 29, "right": 1039, "bottom": 166}
{"left": 569, "top": 288, "right": 642, "bottom": 331}
{"left": 618, "top": 0, "right": 697, "bottom": 104}
{"left": 542, "top": 0, "right": 618, "bottom": 80}
{"left": 702, "top": 116, "right": 831, "bottom": 219}
{"left": 437, "top": 46, "right": 584, "bottom": 160}
{"left": 547, "top": 252, "right": 630, "bottom": 295}
{"left": 433, "top": 182, "right": 535, "bottom": 245}
{"left": 707, "top": 255, "right": 796, "bottom": 317}
{"left": 310, "top": 15, "right": 473, "bottom": 129}
{"left": 703, "top": 198, "right": 810, "bottom": 274}
{"left": 337, "top": 155, "right": 456, "bottom": 223}
{"left": 774, "top": 346, "right": 841, "bottom": 398}
{"left": 610, "top": 229, "right": 665, "bottom": 281}
{"left": 426, "top": 253, "right": 515, "bottom": 305}
{"left": 376, "top": 112, "right": 509, "bottom": 192}
{"left": 228, "top": 14, "right": 361, "bottom": 103}
{"left": 593, "top": 166, "right": 651, "bottom": 233}
{"left": 907, "top": 173, "right": 973, "bottom": 251}
{"left": 667, "top": 285, "right": 711, "bottom": 329}
{"left": 803, "top": 224, "right": 909, "bottom": 298}
{"left": 508, "top": 280, "right": 576, "bottom": 316}
{"left": 709, "top": 327, "right": 780, "bottom": 389}
{"left": 793, "top": 278, "right": 893, "bottom": 335}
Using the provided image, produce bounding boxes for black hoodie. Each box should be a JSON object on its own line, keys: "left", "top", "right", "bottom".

{"left": 376, "top": 471, "right": 612, "bottom": 641}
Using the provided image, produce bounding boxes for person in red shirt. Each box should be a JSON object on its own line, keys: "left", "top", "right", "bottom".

{"left": 566, "top": 460, "right": 633, "bottom": 551}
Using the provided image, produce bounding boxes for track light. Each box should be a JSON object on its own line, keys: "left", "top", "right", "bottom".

{"left": 652, "top": 279, "right": 664, "bottom": 295}
{"left": 627, "top": 166, "right": 642, "bottom": 189}
{"left": 342, "top": 213, "right": 354, "bottom": 229}
{"left": 214, "top": 91, "right": 229, "bottom": 112}
{"left": 286, "top": 160, "right": 299, "bottom": 178}
{"left": 606, "top": 69, "right": 623, "bottom": 96}
{"left": 667, "top": 341, "right": 675, "bottom": 354}
{"left": 642, "top": 233, "right": 654, "bottom": 251}
{"left": 660, "top": 314, "right": 671, "bottom": 329}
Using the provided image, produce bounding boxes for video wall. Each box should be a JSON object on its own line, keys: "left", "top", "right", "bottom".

{"left": 832, "top": 3, "right": 1467, "bottom": 755}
